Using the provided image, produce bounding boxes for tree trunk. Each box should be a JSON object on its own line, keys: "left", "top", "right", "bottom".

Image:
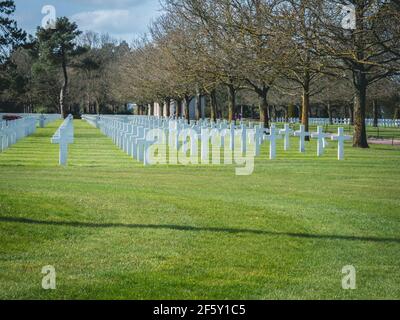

{"left": 270, "top": 105, "right": 275, "bottom": 121}
{"left": 284, "top": 106, "right": 289, "bottom": 122}
{"left": 302, "top": 72, "right": 310, "bottom": 141}
{"left": 86, "top": 91, "right": 90, "bottom": 114}
{"left": 348, "top": 103, "right": 354, "bottom": 125}
{"left": 353, "top": 70, "right": 369, "bottom": 148}
{"left": 351, "top": 4, "right": 369, "bottom": 148}
{"left": 184, "top": 95, "right": 191, "bottom": 124}
{"left": 373, "top": 99, "right": 379, "bottom": 128}
{"left": 158, "top": 102, "right": 163, "bottom": 117}
{"left": 298, "top": 105, "right": 302, "bottom": 122}
{"left": 227, "top": 84, "right": 236, "bottom": 122}
{"left": 257, "top": 86, "right": 270, "bottom": 128}
{"left": 210, "top": 89, "right": 217, "bottom": 122}
{"left": 149, "top": 102, "right": 154, "bottom": 116}
{"left": 195, "top": 87, "right": 202, "bottom": 121}
{"left": 327, "top": 101, "right": 333, "bottom": 125}
{"left": 176, "top": 99, "right": 182, "bottom": 118}
{"left": 216, "top": 95, "right": 222, "bottom": 119}
{"left": 288, "top": 104, "right": 295, "bottom": 118}
{"left": 165, "top": 98, "right": 171, "bottom": 117}
{"left": 95, "top": 99, "right": 99, "bottom": 115}
{"left": 394, "top": 106, "right": 400, "bottom": 119}
{"left": 59, "top": 59, "right": 68, "bottom": 118}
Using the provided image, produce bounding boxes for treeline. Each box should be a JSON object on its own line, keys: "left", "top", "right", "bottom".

{"left": 0, "top": 2, "right": 130, "bottom": 116}
{"left": 119, "top": 0, "right": 400, "bottom": 148}
{"left": 1, "top": 0, "right": 400, "bottom": 148}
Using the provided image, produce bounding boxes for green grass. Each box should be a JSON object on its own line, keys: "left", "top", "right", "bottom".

{"left": 0, "top": 120, "right": 399, "bottom": 300}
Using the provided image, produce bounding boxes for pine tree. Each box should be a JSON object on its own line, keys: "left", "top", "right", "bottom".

{"left": 0, "top": 0, "right": 26, "bottom": 93}
{"left": 36, "top": 17, "right": 84, "bottom": 117}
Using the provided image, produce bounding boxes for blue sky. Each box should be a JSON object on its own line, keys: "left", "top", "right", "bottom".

{"left": 14, "top": 0, "right": 163, "bottom": 43}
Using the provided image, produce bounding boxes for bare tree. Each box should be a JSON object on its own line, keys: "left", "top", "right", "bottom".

{"left": 316, "top": 1, "right": 400, "bottom": 147}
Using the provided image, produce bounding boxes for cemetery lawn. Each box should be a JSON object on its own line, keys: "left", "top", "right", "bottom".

{"left": 0, "top": 120, "right": 400, "bottom": 300}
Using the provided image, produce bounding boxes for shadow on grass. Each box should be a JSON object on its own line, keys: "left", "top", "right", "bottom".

{"left": 1, "top": 216, "right": 400, "bottom": 244}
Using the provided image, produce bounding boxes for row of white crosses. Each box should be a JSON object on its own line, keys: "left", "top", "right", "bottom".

{"left": 253, "top": 123, "right": 351, "bottom": 160}
{"left": 276, "top": 117, "right": 350, "bottom": 125}
{"left": 51, "top": 115, "right": 74, "bottom": 166}
{"left": 312, "top": 126, "right": 352, "bottom": 160}
{"left": 0, "top": 113, "right": 62, "bottom": 128}
{"left": 83, "top": 115, "right": 352, "bottom": 163}
{"left": 0, "top": 117, "right": 37, "bottom": 153}
{"left": 83, "top": 115, "right": 264, "bottom": 165}
{"left": 87, "top": 116, "right": 150, "bottom": 164}
{"left": 82, "top": 115, "right": 101, "bottom": 129}
{"left": 365, "top": 118, "right": 400, "bottom": 128}
{"left": 274, "top": 117, "right": 400, "bottom": 128}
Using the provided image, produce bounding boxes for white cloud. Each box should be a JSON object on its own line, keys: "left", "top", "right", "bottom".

{"left": 70, "top": 1, "right": 161, "bottom": 41}
{"left": 72, "top": 9, "right": 131, "bottom": 33}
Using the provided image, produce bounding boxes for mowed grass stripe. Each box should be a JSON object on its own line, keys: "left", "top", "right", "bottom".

{"left": 0, "top": 120, "right": 399, "bottom": 299}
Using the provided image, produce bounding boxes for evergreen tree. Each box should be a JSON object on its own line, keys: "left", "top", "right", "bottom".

{"left": 0, "top": 0, "right": 26, "bottom": 93}
{"left": 36, "top": 17, "right": 84, "bottom": 117}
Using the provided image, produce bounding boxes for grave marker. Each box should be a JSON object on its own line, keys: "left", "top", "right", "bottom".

{"left": 279, "top": 124, "right": 293, "bottom": 151}
{"left": 294, "top": 125, "right": 310, "bottom": 153}
{"left": 331, "top": 127, "right": 352, "bottom": 160}
{"left": 311, "top": 126, "right": 330, "bottom": 157}
{"left": 51, "top": 115, "right": 74, "bottom": 166}
{"left": 264, "top": 124, "right": 282, "bottom": 160}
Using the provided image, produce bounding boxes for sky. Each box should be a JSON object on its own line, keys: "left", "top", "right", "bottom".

{"left": 14, "top": 0, "right": 163, "bottom": 43}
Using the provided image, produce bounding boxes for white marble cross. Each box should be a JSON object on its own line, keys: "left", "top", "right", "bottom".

{"left": 143, "top": 128, "right": 158, "bottom": 166}
{"left": 175, "top": 125, "right": 181, "bottom": 151}
{"left": 0, "top": 123, "right": 6, "bottom": 152}
{"left": 253, "top": 125, "right": 264, "bottom": 156}
{"left": 294, "top": 125, "right": 310, "bottom": 153}
{"left": 51, "top": 115, "right": 74, "bottom": 166}
{"left": 6, "top": 122, "right": 16, "bottom": 145}
{"left": 181, "top": 129, "right": 189, "bottom": 154}
{"left": 180, "top": 128, "right": 198, "bottom": 157}
{"left": 136, "top": 126, "right": 146, "bottom": 161}
{"left": 39, "top": 115, "right": 46, "bottom": 128}
{"left": 189, "top": 129, "right": 198, "bottom": 158}
{"left": 240, "top": 125, "right": 247, "bottom": 154}
{"left": 264, "top": 124, "right": 282, "bottom": 160}
{"left": 229, "top": 123, "right": 235, "bottom": 151}
{"left": 131, "top": 125, "right": 141, "bottom": 159}
{"left": 331, "top": 127, "right": 352, "bottom": 160}
{"left": 201, "top": 128, "right": 210, "bottom": 163}
{"left": 219, "top": 123, "right": 228, "bottom": 148}
{"left": 124, "top": 124, "right": 134, "bottom": 156}
{"left": 51, "top": 128, "right": 73, "bottom": 165}
{"left": 311, "top": 126, "right": 330, "bottom": 157}
{"left": 121, "top": 123, "right": 130, "bottom": 153}
{"left": 279, "top": 124, "right": 293, "bottom": 151}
